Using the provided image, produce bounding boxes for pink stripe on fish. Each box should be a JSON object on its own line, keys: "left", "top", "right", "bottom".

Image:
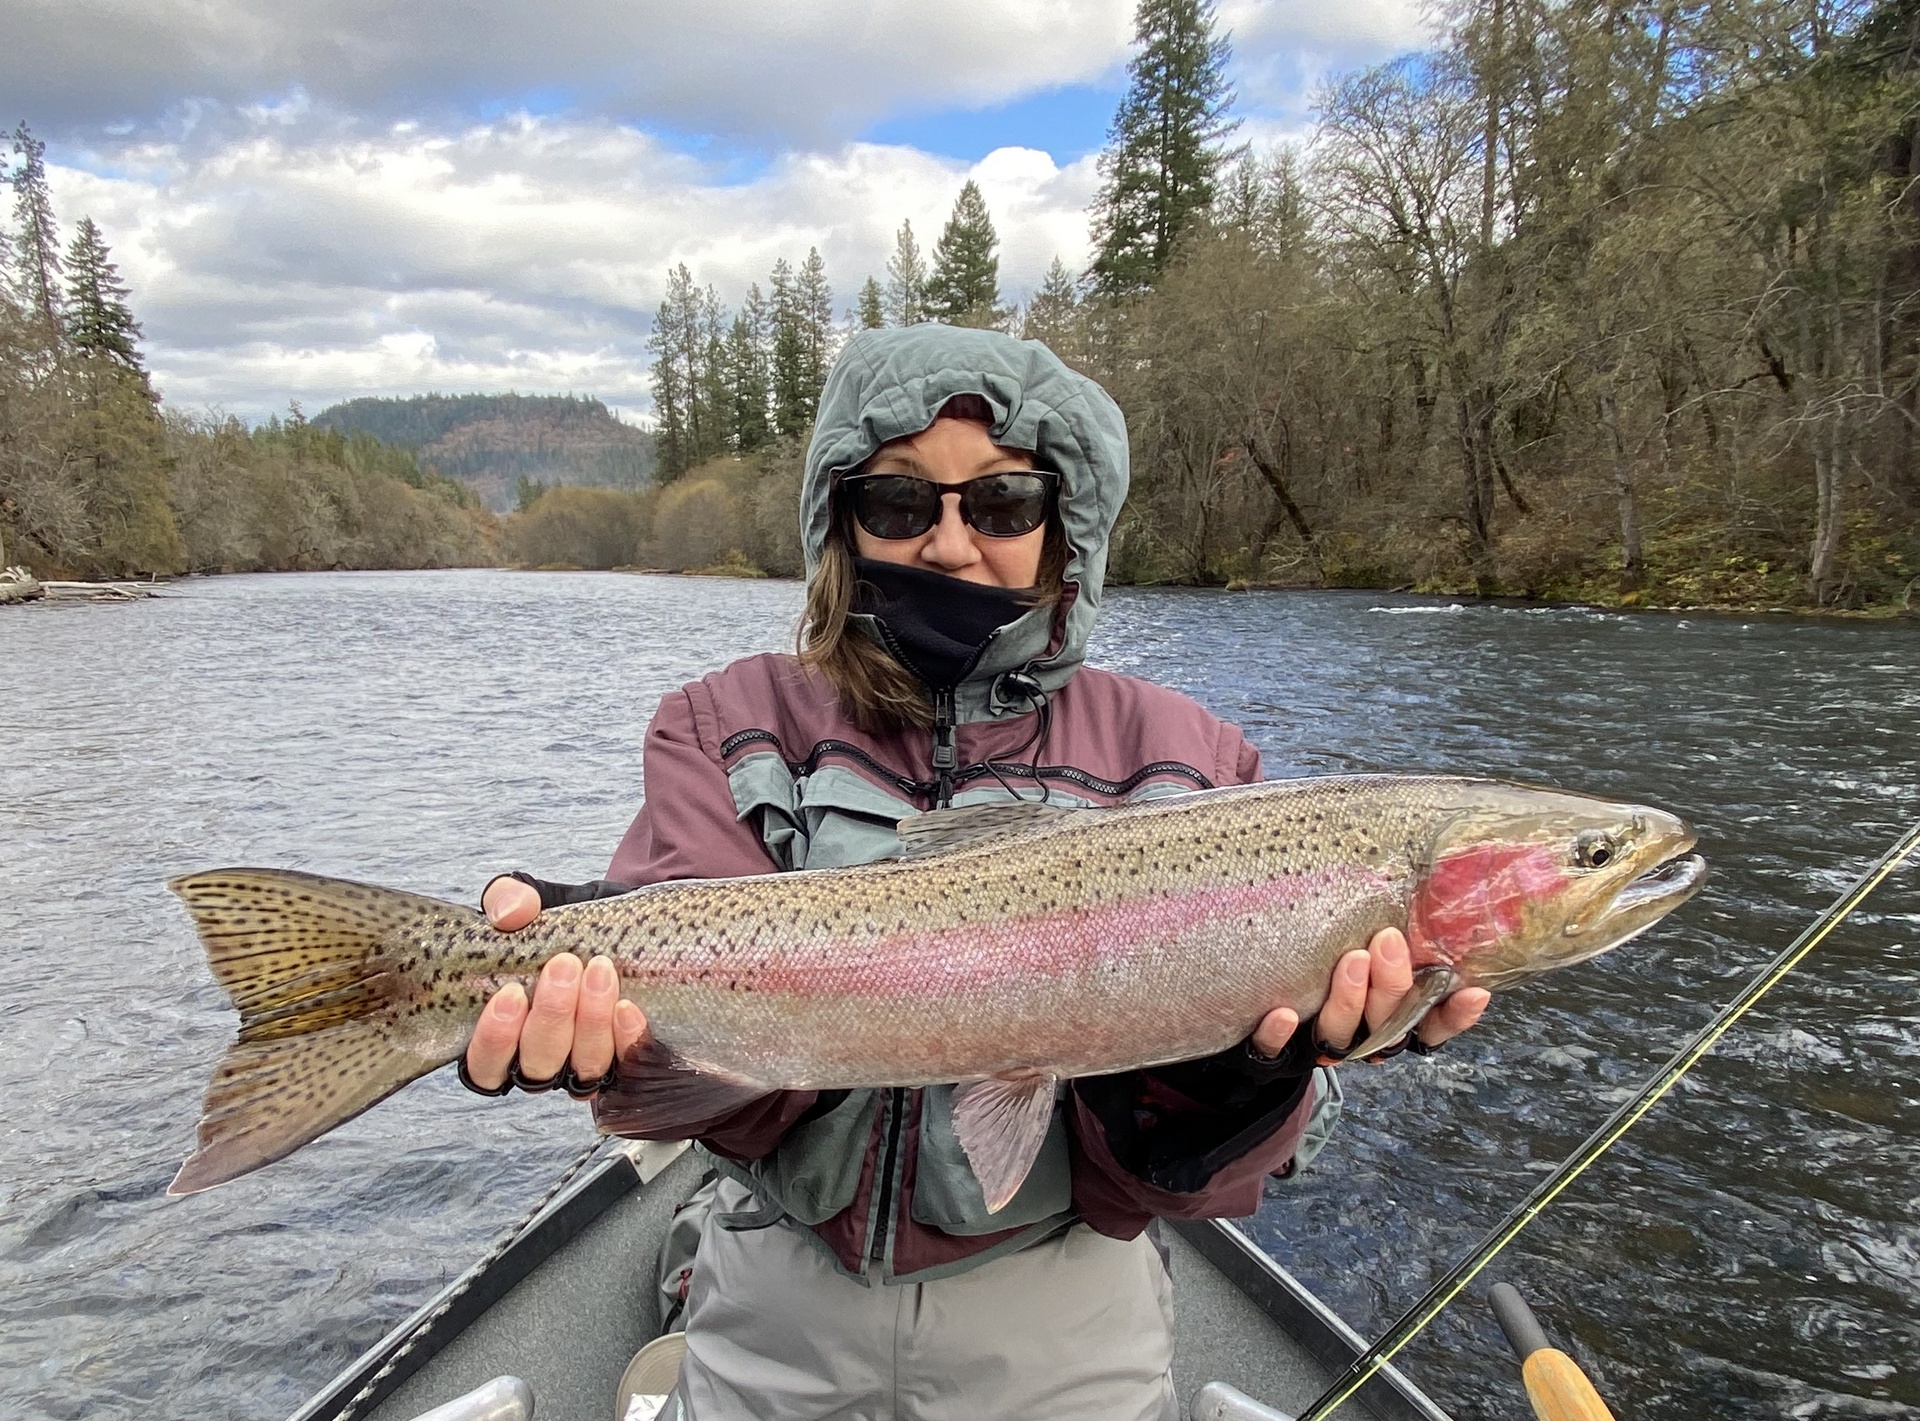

{"left": 737, "top": 868, "right": 1385, "bottom": 999}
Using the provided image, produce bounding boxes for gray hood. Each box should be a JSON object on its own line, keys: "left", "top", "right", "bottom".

{"left": 802, "top": 325, "right": 1129, "bottom": 722}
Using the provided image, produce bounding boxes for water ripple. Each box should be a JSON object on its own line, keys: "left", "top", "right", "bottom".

{"left": 3, "top": 573, "right": 1915, "bottom": 1420}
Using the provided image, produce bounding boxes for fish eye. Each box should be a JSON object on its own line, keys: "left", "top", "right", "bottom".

{"left": 1574, "top": 831, "right": 1617, "bottom": 869}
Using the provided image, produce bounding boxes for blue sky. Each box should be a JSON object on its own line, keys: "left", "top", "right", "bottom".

{"left": 6, "top": 0, "right": 1427, "bottom": 418}
{"left": 865, "top": 83, "right": 1124, "bottom": 165}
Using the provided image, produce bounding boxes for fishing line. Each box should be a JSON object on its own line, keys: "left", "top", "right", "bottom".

{"left": 1295, "top": 814, "right": 1920, "bottom": 1421}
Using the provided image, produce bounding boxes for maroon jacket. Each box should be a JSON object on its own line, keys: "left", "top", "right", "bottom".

{"left": 567, "top": 653, "right": 1320, "bottom": 1280}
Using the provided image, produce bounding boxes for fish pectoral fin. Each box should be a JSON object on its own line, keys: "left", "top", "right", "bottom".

{"left": 592, "top": 1034, "right": 774, "bottom": 1139}
{"left": 1344, "top": 965, "right": 1461, "bottom": 1062}
{"left": 893, "top": 802, "right": 1083, "bottom": 859}
{"left": 952, "top": 1070, "right": 1059, "bottom": 1214}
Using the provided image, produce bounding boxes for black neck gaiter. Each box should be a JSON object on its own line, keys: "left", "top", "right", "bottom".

{"left": 850, "top": 558, "right": 1035, "bottom": 690}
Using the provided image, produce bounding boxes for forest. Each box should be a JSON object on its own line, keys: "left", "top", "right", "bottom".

{"left": 622, "top": 0, "right": 1920, "bottom": 610}
{"left": 0, "top": 128, "right": 498, "bottom": 578}
{"left": 4, "top": 0, "right": 1917, "bottom": 608}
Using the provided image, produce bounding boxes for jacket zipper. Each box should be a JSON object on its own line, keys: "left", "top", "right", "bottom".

{"left": 931, "top": 685, "right": 957, "bottom": 809}
{"left": 868, "top": 1086, "right": 906, "bottom": 1268}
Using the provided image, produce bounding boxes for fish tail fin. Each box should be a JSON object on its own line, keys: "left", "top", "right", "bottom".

{"left": 166, "top": 868, "right": 470, "bottom": 1195}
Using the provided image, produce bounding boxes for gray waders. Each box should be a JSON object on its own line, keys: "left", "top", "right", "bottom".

{"left": 670, "top": 1178, "right": 1179, "bottom": 1421}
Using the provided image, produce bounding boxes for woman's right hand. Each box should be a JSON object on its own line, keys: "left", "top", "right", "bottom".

{"left": 462, "top": 876, "right": 647, "bottom": 1094}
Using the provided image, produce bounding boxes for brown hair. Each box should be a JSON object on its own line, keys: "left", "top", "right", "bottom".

{"left": 798, "top": 494, "right": 1070, "bottom": 734}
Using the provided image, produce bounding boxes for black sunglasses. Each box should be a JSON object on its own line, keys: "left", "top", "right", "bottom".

{"left": 841, "top": 471, "right": 1058, "bottom": 541}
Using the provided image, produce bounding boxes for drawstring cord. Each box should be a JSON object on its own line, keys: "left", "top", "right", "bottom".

{"left": 980, "top": 676, "right": 1054, "bottom": 805}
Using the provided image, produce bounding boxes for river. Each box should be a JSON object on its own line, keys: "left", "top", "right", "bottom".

{"left": 2, "top": 570, "right": 1914, "bottom": 1420}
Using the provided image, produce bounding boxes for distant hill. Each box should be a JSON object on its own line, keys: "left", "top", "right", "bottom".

{"left": 313, "top": 393, "right": 654, "bottom": 511}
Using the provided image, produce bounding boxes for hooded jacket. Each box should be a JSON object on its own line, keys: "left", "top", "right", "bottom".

{"left": 545, "top": 327, "right": 1338, "bottom": 1282}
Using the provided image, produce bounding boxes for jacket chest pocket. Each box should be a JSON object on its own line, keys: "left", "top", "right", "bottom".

{"left": 743, "top": 1090, "right": 880, "bottom": 1226}
{"left": 911, "top": 1084, "right": 1074, "bottom": 1235}
{"left": 728, "top": 753, "right": 914, "bottom": 872}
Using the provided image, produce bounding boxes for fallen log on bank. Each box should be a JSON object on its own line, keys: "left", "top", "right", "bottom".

{"left": 0, "top": 568, "right": 172, "bottom": 603}
{"left": 0, "top": 567, "right": 44, "bottom": 603}
{"left": 39, "top": 579, "right": 168, "bottom": 601}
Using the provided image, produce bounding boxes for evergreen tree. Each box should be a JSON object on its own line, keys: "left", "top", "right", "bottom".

{"left": 10, "top": 123, "right": 64, "bottom": 335}
{"left": 698, "top": 283, "right": 731, "bottom": 460}
{"left": 1212, "top": 150, "right": 1307, "bottom": 258}
{"left": 1088, "top": 0, "right": 1239, "bottom": 297}
{"left": 648, "top": 263, "right": 704, "bottom": 478}
{"left": 927, "top": 180, "right": 1005, "bottom": 327}
{"left": 884, "top": 220, "right": 929, "bottom": 326}
{"left": 64, "top": 217, "right": 143, "bottom": 368}
{"left": 798, "top": 247, "right": 835, "bottom": 404}
{"left": 1020, "top": 257, "right": 1082, "bottom": 352}
{"left": 856, "top": 275, "right": 885, "bottom": 328}
{"left": 727, "top": 282, "right": 773, "bottom": 452}
{"left": 0, "top": 208, "right": 14, "bottom": 319}
{"left": 768, "top": 257, "right": 810, "bottom": 439}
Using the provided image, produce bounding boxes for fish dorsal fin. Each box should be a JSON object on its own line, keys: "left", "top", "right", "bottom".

{"left": 952, "top": 1071, "right": 1060, "bottom": 1213}
{"left": 894, "top": 800, "right": 1082, "bottom": 858}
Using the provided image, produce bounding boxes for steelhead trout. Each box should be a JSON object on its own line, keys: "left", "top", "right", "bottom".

{"left": 167, "top": 776, "right": 1706, "bottom": 1206}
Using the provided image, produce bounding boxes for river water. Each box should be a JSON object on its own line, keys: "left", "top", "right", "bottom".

{"left": 2, "top": 570, "right": 1914, "bottom": 1421}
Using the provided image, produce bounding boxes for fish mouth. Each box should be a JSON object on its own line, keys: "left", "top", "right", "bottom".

{"left": 1612, "top": 850, "right": 1709, "bottom": 913}
{"left": 1565, "top": 816, "right": 1705, "bottom": 944}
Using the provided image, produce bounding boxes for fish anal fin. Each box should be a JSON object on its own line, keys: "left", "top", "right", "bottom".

{"left": 894, "top": 802, "right": 1081, "bottom": 859}
{"left": 952, "top": 1070, "right": 1059, "bottom": 1214}
{"left": 592, "top": 1034, "right": 774, "bottom": 1139}
{"left": 1345, "top": 964, "right": 1461, "bottom": 1061}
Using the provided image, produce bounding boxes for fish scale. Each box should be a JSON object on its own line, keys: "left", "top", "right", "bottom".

{"left": 165, "top": 774, "right": 1706, "bottom": 1208}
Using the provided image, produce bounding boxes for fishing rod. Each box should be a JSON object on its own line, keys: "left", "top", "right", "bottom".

{"left": 1295, "top": 814, "right": 1920, "bottom": 1421}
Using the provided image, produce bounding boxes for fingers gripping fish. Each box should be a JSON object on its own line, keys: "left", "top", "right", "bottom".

{"left": 165, "top": 776, "right": 1707, "bottom": 1209}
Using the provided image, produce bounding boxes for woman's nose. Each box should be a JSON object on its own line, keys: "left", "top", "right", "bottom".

{"left": 919, "top": 492, "right": 978, "bottom": 567}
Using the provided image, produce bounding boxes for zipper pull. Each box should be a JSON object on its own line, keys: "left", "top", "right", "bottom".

{"left": 931, "top": 686, "right": 957, "bottom": 808}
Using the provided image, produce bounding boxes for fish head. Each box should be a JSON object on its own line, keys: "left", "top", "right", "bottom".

{"left": 1407, "top": 787, "right": 1706, "bottom": 991}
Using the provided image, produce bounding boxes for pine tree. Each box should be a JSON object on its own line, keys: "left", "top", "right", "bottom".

{"left": 1021, "top": 257, "right": 1082, "bottom": 352}
{"left": 1087, "top": 0, "right": 1239, "bottom": 297}
{"left": 648, "top": 264, "right": 701, "bottom": 478}
{"left": 768, "top": 258, "right": 811, "bottom": 439}
{"left": 856, "top": 276, "right": 885, "bottom": 329}
{"left": 1212, "top": 151, "right": 1307, "bottom": 258}
{"left": 64, "top": 217, "right": 143, "bottom": 368}
{"left": 798, "top": 247, "right": 835, "bottom": 404}
{"left": 0, "top": 209, "right": 14, "bottom": 319}
{"left": 884, "top": 220, "right": 929, "bottom": 326}
{"left": 698, "top": 284, "right": 732, "bottom": 460}
{"left": 727, "top": 282, "right": 773, "bottom": 452}
{"left": 927, "top": 181, "right": 1005, "bottom": 327}
{"left": 10, "top": 123, "right": 64, "bottom": 335}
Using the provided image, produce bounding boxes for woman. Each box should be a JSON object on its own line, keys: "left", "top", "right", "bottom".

{"left": 462, "top": 325, "right": 1489, "bottom": 1420}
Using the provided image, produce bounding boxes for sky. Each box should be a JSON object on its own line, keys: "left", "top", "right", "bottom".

{"left": 4, "top": 0, "right": 1428, "bottom": 421}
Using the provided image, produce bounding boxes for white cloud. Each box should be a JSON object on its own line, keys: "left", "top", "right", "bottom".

{"left": 46, "top": 117, "right": 1102, "bottom": 417}
{"left": 1219, "top": 0, "right": 1432, "bottom": 117}
{"left": 6, "top": 0, "right": 1137, "bottom": 144}
{"left": 15, "top": 1, "right": 1431, "bottom": 418}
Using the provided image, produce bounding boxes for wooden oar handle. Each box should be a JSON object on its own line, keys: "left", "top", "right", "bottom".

{"left": 1490, "top": 1283, "right": 1617, "bottom": 1421}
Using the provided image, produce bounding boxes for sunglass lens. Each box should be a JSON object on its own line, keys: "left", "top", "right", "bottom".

{"left": 960, "top": 473, "right": 1051, "bottom": 537}
{"left": 851, "top": 476, "right": 939, "bottom": 539}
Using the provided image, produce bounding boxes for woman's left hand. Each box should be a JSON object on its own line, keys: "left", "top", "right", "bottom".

{"left": 1248, "top": 926, "right": 1491, "bottom": 1062}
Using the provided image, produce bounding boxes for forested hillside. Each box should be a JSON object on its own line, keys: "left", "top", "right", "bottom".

{"left": 0, "top": 126, "right": 495, "bottom": 578}
{"left": 315, "top": 393, "right": 654, "bottom": 511}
